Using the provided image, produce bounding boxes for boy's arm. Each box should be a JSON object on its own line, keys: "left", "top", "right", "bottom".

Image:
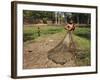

{"left": 64, "top": 24, "right": 71, "bottom": 30}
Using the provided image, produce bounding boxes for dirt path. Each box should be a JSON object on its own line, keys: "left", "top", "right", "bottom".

{"left": 23, "top": 33, "right": 76, "bottom": 69}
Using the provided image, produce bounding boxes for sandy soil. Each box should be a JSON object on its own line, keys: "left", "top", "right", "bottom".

{"left": 23, "top": 33, "right": 76, "bottom": 69}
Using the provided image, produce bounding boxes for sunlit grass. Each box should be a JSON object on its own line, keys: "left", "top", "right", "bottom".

{"left": 23, "top": 26, "right": 64, "bottom": 42}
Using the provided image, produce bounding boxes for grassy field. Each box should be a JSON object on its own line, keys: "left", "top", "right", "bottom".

{"left": 23, "top": 26, "right": 64, "bottom": 42}
{"left": 23, "top": 25, "right": 91, "bottom": 66}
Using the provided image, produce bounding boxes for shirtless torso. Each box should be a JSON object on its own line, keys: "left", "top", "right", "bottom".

{"left": 64, "top": 23, "right": 75, "bottom": 31}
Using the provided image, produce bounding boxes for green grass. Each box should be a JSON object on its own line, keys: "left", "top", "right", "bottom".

{"left": 73, "top": 27, "right": 91, "bottom": 66}
{"left": 74, "top": 35, "right": 90, "bottom": 49}
{"left": 73, "top": 35, "right": 91, "bottom": 66}
{"left": 23, "top": 26, "right": 64, "bottom": 42}
{"left": 74, "top": 27, "right": 90, "bottom": 40}
{"left": 24, "top": 26, "right": 91, "bottom": 42}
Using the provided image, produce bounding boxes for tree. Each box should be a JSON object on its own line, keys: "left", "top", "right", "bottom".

{"left": 23, "top": 10, "right": 55, "bottom": 24}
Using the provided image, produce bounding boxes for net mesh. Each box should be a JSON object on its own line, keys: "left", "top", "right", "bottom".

{"left": 47, "top": 31, "right": 81, "bottom": 65}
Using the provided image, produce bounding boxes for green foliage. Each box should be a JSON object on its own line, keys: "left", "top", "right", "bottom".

{"left": 73, "top": 27, "right": 90, "bottom": 40}
{"left": 23, "top": 10, "right": 91, "bottom": 25}
{"left": 23, "top": 31, "right": 37, "bottom": 42}
{"left": 74, "top": 35, "right": 90, "bottom": 66}
{"left": 23, "top": 26, "right": 64, "bottom": 42}
{"left": 23, "top": 10, "right": 55, "bottom": 20}
{"left": 24, "top": 26, "right": 91, "bottom": 42}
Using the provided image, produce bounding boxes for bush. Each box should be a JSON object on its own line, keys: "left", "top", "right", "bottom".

{"left": 74, "top": 27, "right": 90, "bottom": 40}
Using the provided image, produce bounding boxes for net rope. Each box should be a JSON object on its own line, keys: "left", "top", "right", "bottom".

{"left": 47, "top": 31, "right": 88, "bottom": 65}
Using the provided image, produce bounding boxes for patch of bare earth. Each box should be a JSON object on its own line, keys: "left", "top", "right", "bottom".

{"left": 23, "top": 33, "right": 76, "bottom": 69}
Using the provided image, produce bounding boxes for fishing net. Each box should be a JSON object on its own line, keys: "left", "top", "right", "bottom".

{"left": 48, "top": 31, "right": 79, "bottom": 65}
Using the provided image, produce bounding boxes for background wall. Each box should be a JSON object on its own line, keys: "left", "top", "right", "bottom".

{"left": 0, "top": 0, "right": 99, "bottom": 80}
